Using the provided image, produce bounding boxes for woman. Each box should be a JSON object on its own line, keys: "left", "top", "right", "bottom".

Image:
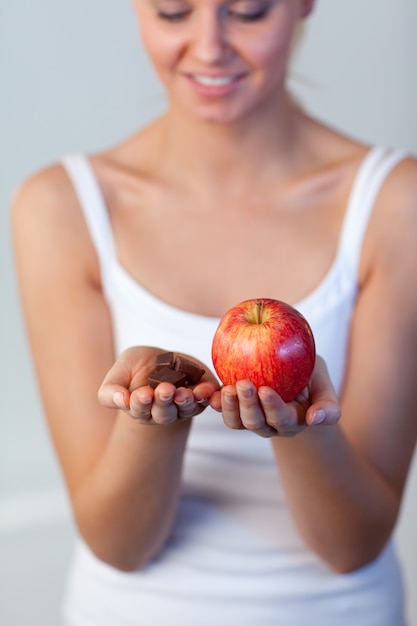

{"left": 12, "top": 0, "right": 417, "bottom": 624}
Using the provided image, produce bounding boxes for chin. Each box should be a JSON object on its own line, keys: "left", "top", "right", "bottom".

{"left": 179, "top": 101, "right": 266, "bottom": 127}
{"left": 175, "top": 88, "right": 284, "bottom": 128}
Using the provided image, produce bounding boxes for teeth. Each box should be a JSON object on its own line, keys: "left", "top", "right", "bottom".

{"left": 192, "top": 74, "right": 236, "bottom": 87}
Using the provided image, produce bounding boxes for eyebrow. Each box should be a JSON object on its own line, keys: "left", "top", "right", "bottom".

{"left": 147, "top": 0, "right": 189, "bottom": 5}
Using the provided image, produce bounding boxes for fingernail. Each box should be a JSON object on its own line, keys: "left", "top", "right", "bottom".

{"left": 137, "top": 394, "right": 152, "bottom": 405}
{"left": 237, "top": 383, "right": 253, "bottom": 399}
{"left": 311, "top": 409, "right": 326, "bottom": 425}
{"left": 176, "top": 397, "right": 190, "bottom": 407}
{"left": 113, "top": 391, "right": 125, "bottom": 409}
{"left": 224, "top": 392, "right": 237, "bottom": 404}
{"left": 258, "top": 389, "right": 273, "bottom": 403}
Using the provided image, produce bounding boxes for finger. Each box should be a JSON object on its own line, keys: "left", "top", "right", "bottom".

{"left": 235, "top": 381, "right": 276, "bottom": 437}
{"left": 305, "top": 356, "right": 341, "bottom": 426}
{"left": 98, "top": 383, "right": 130, "bottom": 410}
{"left": 192, "top": 381, "right": 219, "bottom": 401}
{"left": 208, "top": 390, "right": 223, "bottom": 412}
{"left": 128, "top": 386, "right": 155, "bottom": 421}
{"left": 257, "top": 386, "right": 287, "bottom": 429}
{"left": 236, "top": 381, "right": 266, "bottom": 429}
{"left": 151, "top": 383, "right": 179, "bottom": 425}
{"left": 174, "top": 387, "right": 200, "bottom": 420}
{"left": 257, "top": 385, "right": 312, "bottom": 437}
{"left": 220, "top": 386, "right": 244, "bottom": 429}
{"left": 97, "top": 348, "right": 138, "bottom": 408}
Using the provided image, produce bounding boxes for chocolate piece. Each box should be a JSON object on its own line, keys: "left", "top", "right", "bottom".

{"left": 174, "top": 356, "right": 205, "bottom": 385}
{"left": 147, "top": 352, "right": 205, "bottom": 389}
{"left": 148, "top": 367, "right": 187, "bottom": 389}
{"left": 155, "top": 351, "right": 175, "bottom": 370}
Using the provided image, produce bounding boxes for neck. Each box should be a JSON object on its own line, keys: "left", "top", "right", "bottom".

{"left": 154, "top": 91, "right": 305, "bottom": 189}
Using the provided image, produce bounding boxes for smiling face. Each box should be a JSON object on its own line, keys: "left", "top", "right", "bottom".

{"left": 133, "top": 0, "right": 314, "bottom": 124}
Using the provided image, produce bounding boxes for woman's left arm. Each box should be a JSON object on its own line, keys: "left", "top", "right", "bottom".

{"left": 212, "top": 158, "right": 417, "bottom": 573}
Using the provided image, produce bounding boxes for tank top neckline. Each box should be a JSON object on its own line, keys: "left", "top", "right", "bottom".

{"left": 62, "top": 146, "right": 405, "bottom": 325}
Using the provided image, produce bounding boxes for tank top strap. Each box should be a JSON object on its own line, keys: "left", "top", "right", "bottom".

{"left": 61, "top": 149, "right": 408, "bottom": 293}
{"left": 61, "top": 153, "right": 116, "bottom": 277}
{"left": 339, "top": 146, "right": 409, "bottom": 278}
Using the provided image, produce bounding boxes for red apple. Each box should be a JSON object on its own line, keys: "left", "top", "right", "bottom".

{"left": 211, "top": 298, "right": 315, "bottom": 402}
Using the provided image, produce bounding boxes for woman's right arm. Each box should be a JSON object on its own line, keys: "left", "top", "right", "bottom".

{"left": 11, "top": 166, "right": 216, "bottom": 571}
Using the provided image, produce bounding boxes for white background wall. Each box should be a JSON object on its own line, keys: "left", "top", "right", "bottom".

{"left": 1, "top": 1, "right": 416, "bottom": 624}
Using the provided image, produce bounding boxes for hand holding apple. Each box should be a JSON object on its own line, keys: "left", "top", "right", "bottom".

{"left": 211, "top": 298, "right": 316, "bottom": 402}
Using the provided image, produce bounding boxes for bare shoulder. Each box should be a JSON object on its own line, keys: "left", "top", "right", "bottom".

{"left": 380, "top": 153, "right": 417, "bottom": 213}
{"left": 375, "top": 153, "right": 417, "bottom": 241}
{"left": 11, "top": 161, "right": 99, "bottom": 283}
{"left": 361, "top": 153, "right": 417, "bottom": 282}
{"left": 12, "top": 162, "right": 81, "bottom": 234}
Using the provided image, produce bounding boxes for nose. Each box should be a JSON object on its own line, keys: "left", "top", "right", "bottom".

{"left": 191, "top": 9, "right": 231, "bottom": 64}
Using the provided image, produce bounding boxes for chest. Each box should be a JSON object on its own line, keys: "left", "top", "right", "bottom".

{"left": 106, "top": 176, "right": 349, "bottom": 318}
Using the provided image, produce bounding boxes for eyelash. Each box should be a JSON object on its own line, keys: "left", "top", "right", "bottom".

{"left": 157, "top": 7, "right": 268, "bottom": 23}
{"left": 157, "top": 10, "right": 190, "bottom": 22}
{"left": 231, "top": 8, "right": 268, "bottom": 22}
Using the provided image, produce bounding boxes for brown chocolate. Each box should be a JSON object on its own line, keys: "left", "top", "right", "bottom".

{"left": 174, "top": 356, "right": 205, "bottom": 385}
{"left": 155, "top": 351, "right": 175, "bottom": 370}
{"left": 148, "top": 367, "right": 187, "bottom": 389}
{"left": 147, "top": 352, "right": 205, "bottom": 389}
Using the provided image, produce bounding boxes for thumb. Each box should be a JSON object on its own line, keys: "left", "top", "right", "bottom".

{"left": 97, "top": 351, "right": 135, "bottom": 409}
{"left": 98, "top": 383, "right": 130, "bottom": 410}
{"left": 305, "top": 355, "right": 341, "bottom": 426}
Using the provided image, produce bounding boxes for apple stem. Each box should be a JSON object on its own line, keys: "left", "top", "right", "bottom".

{"left": 255, "top": 301, "right": 263, "bottom": 325}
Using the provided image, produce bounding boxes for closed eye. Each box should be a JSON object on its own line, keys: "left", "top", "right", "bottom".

{"left": 229, "top": 7, "right": 268, "bottom": 22}
{"left": 157, "top": 10, "right": 190, "bottom": 21}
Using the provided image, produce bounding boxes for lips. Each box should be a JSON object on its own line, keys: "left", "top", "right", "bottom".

{"left": 191, "top": 74, "right": 240, "bottom": 87}
{"left": 184, "top": 71, "right": 247, "bottom": 97}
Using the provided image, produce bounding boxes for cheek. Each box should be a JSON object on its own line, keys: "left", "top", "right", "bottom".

{"left": 246, "top": 36, "right": 292, "bottom": 78}
{"left": 249, "top": 4, "right": 300, "bottom": 65}
{"left": 139, "top": 20, "right": 184, "bottom": 76}
{"left": 245, "top": 17, "right": 298, "bottom": 76}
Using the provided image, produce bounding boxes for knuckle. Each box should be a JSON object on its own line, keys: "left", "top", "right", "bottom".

{"left": 241, "top": 415, "right": 265, "bottom": 431}
{"left": 224, "top": 416, "right": 243, "bottom": 430}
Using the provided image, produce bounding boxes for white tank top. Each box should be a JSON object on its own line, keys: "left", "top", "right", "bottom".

{"left": 60, "top": 146, "right": 408, "bottom": 626}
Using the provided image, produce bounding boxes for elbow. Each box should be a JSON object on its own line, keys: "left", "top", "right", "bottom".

{"left": 327, "top": 544, "right": 386, "bottom": 575}
{"left": 318, "top": 528, "right": 394, "bottom": 575}
{"left": 72, "top": 497, "right": 168, "bottom": 573}
{"left": 308, "top": 505, "right": 399, "bottom": 575}
{"left": 82, "top": 539, "right": 158, "bottom": 573}
{"left": 100, "top": 554, "right": 147, "bottom": 574}
{"left": 73, "top": 515, "right": 160, "bottom": 573}
{"left": 93, "top": 546, "right": 144, "bottom": 573}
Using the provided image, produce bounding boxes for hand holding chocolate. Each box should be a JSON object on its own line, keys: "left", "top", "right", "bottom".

{"left": 147, "top": 352, "right": 205, "bottom": 389}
